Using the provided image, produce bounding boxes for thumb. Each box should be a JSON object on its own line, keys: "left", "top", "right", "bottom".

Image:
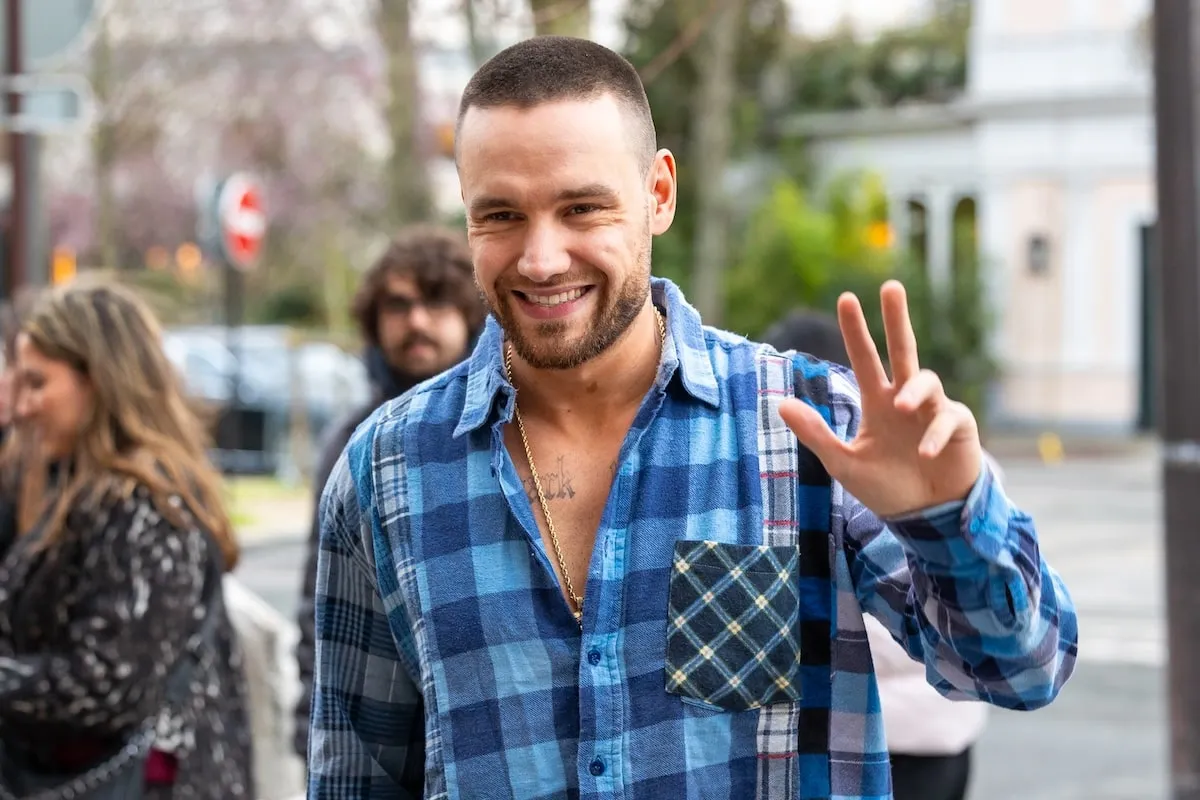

{"left": 778, "top": 397, "right": 848, "bottom": 474}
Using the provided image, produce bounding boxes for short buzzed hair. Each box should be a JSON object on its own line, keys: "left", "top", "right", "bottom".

{"left": 456, "top": 35, "right": 658, "bottom": 172}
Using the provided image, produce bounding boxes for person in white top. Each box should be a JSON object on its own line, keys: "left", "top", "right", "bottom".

{"left": 763, "top": 309, "right": 990, "bottom": 800}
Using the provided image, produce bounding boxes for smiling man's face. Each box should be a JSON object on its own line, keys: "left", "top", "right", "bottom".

{"left": 458, "top": 93, "right": 662, "bottom": 370}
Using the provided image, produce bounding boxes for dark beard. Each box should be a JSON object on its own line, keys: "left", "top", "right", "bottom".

{"left": 486, "top": 237, "right": 653, "bottom": 371}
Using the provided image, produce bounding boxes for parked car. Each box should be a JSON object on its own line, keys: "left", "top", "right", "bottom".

{"left": 164, "top": 325, "right": 370, "bottom": 477}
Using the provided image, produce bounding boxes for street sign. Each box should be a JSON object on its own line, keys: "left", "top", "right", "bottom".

{"left": 0, "top": 73, "right": 91, "bottom": 133}
{"left": 216, "top": 173, "right": 266, "bottom": 271}
{"left": 0, "top": 0, "right": 96, "bottom": 69}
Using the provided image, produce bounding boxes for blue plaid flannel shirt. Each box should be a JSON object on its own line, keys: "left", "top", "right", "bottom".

{"left": 309, "top": 278, "right": 1078, "bottom": 800}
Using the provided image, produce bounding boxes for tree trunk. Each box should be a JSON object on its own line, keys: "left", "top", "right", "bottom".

{"left": 91, "top": 3, "right": 119, "bottom": 270}
{"left": 376, "top": 0, "right": 432, "bottom": 225}
{"left": 690, "top": 0, "right": 743, "bottom": 325}
{"left": 529, "top": 0, "right": 590, "bottom": 38}
{"left": 462, "top": 0, "right": 488, "bottom": 68}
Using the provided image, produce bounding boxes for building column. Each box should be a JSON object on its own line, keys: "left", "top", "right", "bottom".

{"left": 1061, "top": 176, "right": 1094, "bottom": 368}
{"left": 974, "top": 180, "right": 1008, "bottom": 424}
{"left": 926, "top": 185, "right": 954, "bottom": 289}
{"left": 887, "top": 190, "right": 911, "bottom": 253}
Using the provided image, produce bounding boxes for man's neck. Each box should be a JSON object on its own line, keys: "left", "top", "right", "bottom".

{"left": 507, "top": 303, "right": 662, "bottom": 432}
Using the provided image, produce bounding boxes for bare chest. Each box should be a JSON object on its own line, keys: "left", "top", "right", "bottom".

{"left": 504, "top": 423, "right": 624, "bottom": 609}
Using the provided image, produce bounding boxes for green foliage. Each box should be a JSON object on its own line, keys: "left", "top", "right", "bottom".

{"left": 787, "top": 2, "right": 971, "bottom": 112}
{"left": 618, "top": 0, "right": 992, "bottom": 418}
{"left": 726, "top": 169, "right": 996, "bottom": 420}
{"left": 725, "top": 171, "right": 892, "bottom": 338}
{"left": 899, "top": 250, "right": 997, "bottom": 418}
{"left": 114, "top": 268, "right": 214, "bottom": 325}
{"left": 250, "top": 281, "right": 325, "bottom": 327}
{"left": 622, "top": 0, "right": 791, "bottom": 292}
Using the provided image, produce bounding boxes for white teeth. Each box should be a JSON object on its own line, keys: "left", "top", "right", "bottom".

{"left": 527, "top": 288, "right": 585, "bottom": 307}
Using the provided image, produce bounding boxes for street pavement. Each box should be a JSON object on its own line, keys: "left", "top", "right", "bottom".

{"left": 236, "top": 449, "right": 1168, "bottom": 799}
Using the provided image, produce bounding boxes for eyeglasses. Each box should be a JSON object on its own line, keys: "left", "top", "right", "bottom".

{"left": 379, "top": 293, "right": 457, "bottom": 317}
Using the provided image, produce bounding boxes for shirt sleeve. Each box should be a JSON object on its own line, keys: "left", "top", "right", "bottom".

{"left": 307, "top": 420, "right": 424, "bottom": 799}
{"left": 825, "top": 363, "right": 1079, "bottom": 711}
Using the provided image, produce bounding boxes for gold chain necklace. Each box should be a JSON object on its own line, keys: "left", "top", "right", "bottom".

{"left": 505, "top": 307, "right": 666, "bottom": 627}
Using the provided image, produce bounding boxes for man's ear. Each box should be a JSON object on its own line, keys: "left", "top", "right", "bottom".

{"left": 648, "top": 149, "right": 678, "bottom": 236}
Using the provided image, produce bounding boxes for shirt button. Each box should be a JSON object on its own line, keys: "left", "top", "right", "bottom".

{"left": 587, "top": 649, "right": 602, "bottom": 666}
{"left": 589, "top": 758, "right": 605, "bottom": 777}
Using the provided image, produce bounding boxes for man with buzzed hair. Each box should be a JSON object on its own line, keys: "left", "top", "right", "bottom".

{"left": 309, "top": 36, "right": 1077, "bottom": 800}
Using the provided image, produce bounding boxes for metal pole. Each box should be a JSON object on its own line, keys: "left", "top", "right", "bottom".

{"left": 5, "top": 0, "right": 27, "bottom": 297}
{"left": 1153, "top": 2, "right": 1200, "bottom": 798}
{"left": 224, "top": 261, "right": 244, "bottom": 464}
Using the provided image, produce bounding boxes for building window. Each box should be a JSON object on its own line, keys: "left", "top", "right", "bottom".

{"left": 906, "top": 198, "right": 928, "bottom": 275}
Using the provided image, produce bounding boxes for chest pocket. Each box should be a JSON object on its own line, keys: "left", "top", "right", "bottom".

{"left": 665, "top": 540, "right": 801, "bottom": 711}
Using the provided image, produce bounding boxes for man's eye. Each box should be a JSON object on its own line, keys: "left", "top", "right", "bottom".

{"left": 485, "top": 211, "right": 517, "bottom": 222}
{"left": 568, "top": 205, "right": 598, "bottom": 215}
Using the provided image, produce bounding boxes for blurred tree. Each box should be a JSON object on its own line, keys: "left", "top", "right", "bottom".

{"left": 724, "top": 170, "right": 892, "bottom": 339}
{"left": 530, "top": 0, "right": 590, "bottom": 37}
{"left": 90, "top": 1, "right": 118, "bottom": 271}
{"left": 727, "top": 170, "right": 996, "bottom": 420}
{"left": 45, "top": 0, "right": 393, "bottom": 326}
{"left": 375, "top": 0, "right": 433, "bottom": 225}
{"left": 462, "top": 0, "right": 491, "bottom": 68}
{"left": 621, "top": 0, "right": 790, "bottom": 291}
{"left": 787, "top": 1, "right": 971, "bottom": 112}
{"left": 690, "top": 0, "right": 745, "bottom": 325}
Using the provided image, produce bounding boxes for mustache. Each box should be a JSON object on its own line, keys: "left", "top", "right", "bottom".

{"left": 401, "top": 332, "right": 439, "bottom": 350}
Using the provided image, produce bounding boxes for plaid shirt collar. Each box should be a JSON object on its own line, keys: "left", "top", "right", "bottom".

{"left": 454, "top": 276, "right": 720, "bottom": 439}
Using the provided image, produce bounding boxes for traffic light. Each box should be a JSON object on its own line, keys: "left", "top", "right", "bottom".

{"left": 51, "top": 246, "right": 76, "bottom": 285}
{"left": 176, "top": 242, "right": 203, "bottom": 282}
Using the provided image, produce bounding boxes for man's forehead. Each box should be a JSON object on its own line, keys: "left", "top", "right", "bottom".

{"left": 384, "top": 273, "right": 420, "bottom": 296}
{"left": 458, "top": 96, "right": 635, "bottom": 158}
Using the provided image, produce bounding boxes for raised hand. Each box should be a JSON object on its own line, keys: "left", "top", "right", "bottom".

{"left": 778, "top": 280, "right": 983, "bottom": 519}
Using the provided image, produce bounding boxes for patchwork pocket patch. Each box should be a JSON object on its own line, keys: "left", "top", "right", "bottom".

{"left": 665, "top": 540, "right": 802, "bottom": 711}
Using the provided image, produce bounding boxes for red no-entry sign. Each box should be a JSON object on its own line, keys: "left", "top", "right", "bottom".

{"left": 217, "top": 173, "right": 266, "bottom": 270}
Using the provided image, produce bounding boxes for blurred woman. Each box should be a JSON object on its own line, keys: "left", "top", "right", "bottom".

{"left": 0, "top": 280, "right": 253, "bottom": 798}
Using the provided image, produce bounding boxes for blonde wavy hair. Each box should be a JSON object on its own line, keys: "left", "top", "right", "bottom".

{"left": 6, "top": 279, "right": 238, "bottom": 570}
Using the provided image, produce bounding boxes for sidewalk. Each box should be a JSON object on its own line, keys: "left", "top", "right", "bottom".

{"left": 982, "top": 429, "right": 1158, "bottom": 461}
{"left": 227, "top": 478, "right": 314, "bottom": 548}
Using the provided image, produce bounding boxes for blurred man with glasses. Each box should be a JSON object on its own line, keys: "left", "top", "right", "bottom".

{"left": 292, "top": 225, "right": 486, "bottom": 760}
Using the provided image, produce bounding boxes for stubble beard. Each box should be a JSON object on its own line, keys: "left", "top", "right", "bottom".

{"left": 487, "top": 235, "right": 653, "bottom": 371}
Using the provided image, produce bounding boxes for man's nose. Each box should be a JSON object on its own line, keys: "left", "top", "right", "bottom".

{"left": 517, "top": 222, "right": 571, "bottom": 283}
{"left": 407, "top": 303, "right": 433, "bottom": 330}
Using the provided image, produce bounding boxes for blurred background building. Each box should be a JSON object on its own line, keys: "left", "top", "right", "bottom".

{"left": 790, "top": 0, "right": 1156, "bottom": 433}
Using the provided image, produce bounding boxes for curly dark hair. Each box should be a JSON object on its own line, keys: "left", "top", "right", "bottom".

{"left": 352, "top": 225, "right": 486, "bottom": 347}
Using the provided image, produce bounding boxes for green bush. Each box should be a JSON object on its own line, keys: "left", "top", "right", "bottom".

{"left": 724, "top": 170, "right": 893, "bottom": 338}
{"left": 251, "top": 281, "right": 325, "bottom": 327}
{"left": 725, "top": 169, "right": 996, "bottom": 421}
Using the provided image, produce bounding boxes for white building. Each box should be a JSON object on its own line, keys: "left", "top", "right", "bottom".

{"left": 785, "top": 0, "right": 1156, "bottom": 431}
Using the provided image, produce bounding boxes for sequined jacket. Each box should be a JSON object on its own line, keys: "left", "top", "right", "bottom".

{"left": 0, "top": 484, "right": 254, "bottom": 799}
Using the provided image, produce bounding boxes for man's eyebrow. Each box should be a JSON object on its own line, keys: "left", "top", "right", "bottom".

{"left": 468, "top": 196, "right": 512, "bottom": 216}
{"left": 468, "top": 184, "right": 621, "bottom": 216}
{"left": 555, "top": 184, "right": 619, "bottom": 203}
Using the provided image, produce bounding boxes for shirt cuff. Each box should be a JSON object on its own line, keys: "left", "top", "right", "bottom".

{"left": 884, "top": 460, "right": 1012, "bottom": 568}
